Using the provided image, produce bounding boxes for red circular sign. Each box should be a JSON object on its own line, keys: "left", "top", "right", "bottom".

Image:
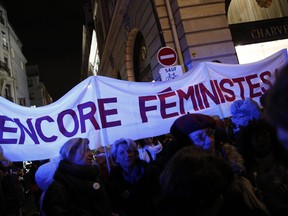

{"left": 157, "top": 47, "right": 177, "bottom": 66}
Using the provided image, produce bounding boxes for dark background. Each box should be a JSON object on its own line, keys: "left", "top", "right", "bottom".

{"left": 1, "top": 0, "right": 85, "bottom": 101}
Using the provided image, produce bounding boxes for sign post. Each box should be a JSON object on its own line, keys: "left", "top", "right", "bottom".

{"left": 157, "top": 47, "right": 183, "bottom": 81}
{"left": 157, "top": 47, "right": 177, "bottom": 66}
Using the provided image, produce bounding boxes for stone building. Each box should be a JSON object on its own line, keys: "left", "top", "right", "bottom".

{"left": 0, "top": 3, "right": 53, "bottom": 107}
{"left": 0, "top": 2, "right": 30, "bottom": 106}
{"left": 26, "top": 65, "right": 53, "bottom": 107}
{"left": 81, "top": 0, "right": 288, "bottom": 82}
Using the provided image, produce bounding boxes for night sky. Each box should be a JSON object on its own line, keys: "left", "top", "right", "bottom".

{"left": 1, "top": 0, "right": 85, "bottom": 101}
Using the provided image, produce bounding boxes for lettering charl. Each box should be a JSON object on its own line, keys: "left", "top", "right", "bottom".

{"left": 251, "top": 24, "right": 288, "bottom": 39}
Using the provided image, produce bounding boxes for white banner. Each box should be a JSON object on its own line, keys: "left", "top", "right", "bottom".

{"left": 1, "top": 49, "right": 287, "bottom": 161}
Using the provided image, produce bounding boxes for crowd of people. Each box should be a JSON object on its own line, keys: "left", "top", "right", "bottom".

{"left": 1, "top": 65, "right": 288, "bottom": 216}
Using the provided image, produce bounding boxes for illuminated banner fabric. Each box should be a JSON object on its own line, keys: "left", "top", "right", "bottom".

{"left": 0, "top": 49, "right": 287, "bottom": 161}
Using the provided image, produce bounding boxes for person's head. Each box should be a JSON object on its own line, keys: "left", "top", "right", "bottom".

{"left": 249, "top": 123, "right": 273, "bottom": 157}
{"left": 158, "top": 145, "right": 234, "bottom": 216}
{"left": 265, "top": 65, "right": 288, "bottom": 150}
{"left": 170, "top": 113, "right": 217, "bottom": 152}
{"left": 136, "top": 139, "right": 146, "bottom": 148}
{"left": 60, "top": 137, "right": 92, "bottom": 166}
{"left": 230, "top": 98, "right": 262, "bottom": 128}
{"left": 110, "top": 138, "right": 139, "bottom": 168}
{"left": 144, "top": 137, "right": 154, "bottom": 145}
{"left": 238, "top": 119, "right": 278, "bottom": 161}
{"left": 1, "top": 160, "right": 11, "bottom": 168}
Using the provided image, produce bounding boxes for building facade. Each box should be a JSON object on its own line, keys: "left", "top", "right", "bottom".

{"left": 81, "top": 0, "right": 288, "bottom": 82}
{"left": 26, "top": 65, "right": 53, "bottom": 107}
{"left": 0, "top": 3, "right": 53, "bottom": 107}
{"left": 0, "top": 3, "right": 30, "bottom": 106}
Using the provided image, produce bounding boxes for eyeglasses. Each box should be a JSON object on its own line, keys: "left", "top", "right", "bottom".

{"left": 190, "top": 128, "right": 215, "bottom": 145}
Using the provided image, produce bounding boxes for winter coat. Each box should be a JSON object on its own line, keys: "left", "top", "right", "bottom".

{"left": 107, "top": 159, "right": 160, "bottom": 216}
{"left": 42, "top": 160, "right": 111, "bottom": 216}
{"left": 217, "top": 143, "right": 271, "bottom": 216}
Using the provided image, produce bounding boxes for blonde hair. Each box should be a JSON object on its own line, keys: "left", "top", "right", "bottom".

{"left": 60, "top": 137, "right": 90, "bottom": 165}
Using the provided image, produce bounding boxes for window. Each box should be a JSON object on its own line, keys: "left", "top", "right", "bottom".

{"left": 5, "top": 84, "right": 13, "bottom": 102}
{"left": 2, "top": 31, "right": 8, "bottom": 50}
{"left": 29, "top": 92, "right": 35, "bottom": 100}
{"left": 28, "top": 79, "right": 33, "bottom": 87}
{"left": 4, "top": 57, "right": 9, "bottom": 74}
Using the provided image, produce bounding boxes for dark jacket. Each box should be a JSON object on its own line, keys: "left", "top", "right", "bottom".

{"left": 42, "top": 160, "right": 111, "bottom": 216}
{"left": 107, "top": 159, "right": 160, "bottom": 216}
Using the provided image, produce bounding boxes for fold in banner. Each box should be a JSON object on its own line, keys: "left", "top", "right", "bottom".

{"left": 0, "top": 49, "right": 287, "bottom": 161}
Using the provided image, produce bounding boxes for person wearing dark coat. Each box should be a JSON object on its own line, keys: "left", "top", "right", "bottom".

{"left": 107, "top": 138, "right": 161, "bottom": 216}
{"left": 157, "top": 145, "right": 235, "bottom": 216}
{"left": 265, "top": 64, "right": 288, "bottom": 151}
{"left": 41, "top": 137, "right": 111, "bottom": 216}
{"left": 165, "top": 113, "right": 271, "bottom": 216}
{"left": 262, "top": 64, "right": 288, "bottom": 216}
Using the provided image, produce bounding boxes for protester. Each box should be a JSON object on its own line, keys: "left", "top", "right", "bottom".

{"left": 28, "top": 160, "right": 43, "bottom": 213}
{"left": 0, "top": 161, "right": 7, "bottom": 216}
{"left": 236, "top": 118, "right": 288, "bottom": 215}
{"left": 157, "top": 145, "right": 234, "bottom": 216}
{"left": 144, "top": 137, "right": 163, "bottom": 160}
{"left": 107, "top": 138, "right": 161, "bottom": 216}
{"left": 0, "top": 160, "right": 25, "bottom": 216}
{"left": 167, "top": 113, "right": 270, "bottom": 216}
{"left": 40, "top": 137, "right": 111, "bottom": 216}
{"left": 91, "top": 146, "right": 114, "bottom": 182}
{"left": 236, "top": 119, "right": 286, "bottom": 186}
{"left": 265, "top": 65, "right": 288, "bottom": 150}
{"left": 168, "top": 113, "right": 247, "bottom": 173}
{"left": 258, "top": 158, "right": 288, "bottom": 216}
{"left": 262, "top": 64, "right": 288, "bottom": 215}
{"left": 136, "top": 137, "right": 163, "bottom": 163}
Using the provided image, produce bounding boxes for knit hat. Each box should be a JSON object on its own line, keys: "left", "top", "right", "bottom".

{"left": 170, "top": 113, "right": 216, "bottom": 140}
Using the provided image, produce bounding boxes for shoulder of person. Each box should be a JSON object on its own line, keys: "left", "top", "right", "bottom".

{"left": 220, "top": 143, "right": 245, "bottom": 174}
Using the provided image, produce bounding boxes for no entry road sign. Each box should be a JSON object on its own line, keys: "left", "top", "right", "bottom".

{"left": 157, "top": 47, "right": 177, "bottom": 66}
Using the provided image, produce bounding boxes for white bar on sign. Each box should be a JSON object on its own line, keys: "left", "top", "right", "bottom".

{"left": 160, "top": 54, "right": 175, "bottom": 60}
